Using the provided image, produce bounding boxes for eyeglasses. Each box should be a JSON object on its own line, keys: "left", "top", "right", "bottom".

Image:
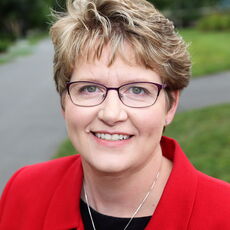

{"left": 66, "top": 81, "right": 167, "bottom": 108}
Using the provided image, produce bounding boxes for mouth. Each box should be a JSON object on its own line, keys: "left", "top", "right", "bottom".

{"left": 91, "top": 132, "right": 133, "bottom": 141}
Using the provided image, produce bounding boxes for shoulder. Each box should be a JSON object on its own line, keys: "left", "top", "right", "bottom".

{"left": 0, "top": 155, "right": 81, "bottom": 203}
{"left": 189, "top": 171, "right": 230, "bottom": 229}
{"left": 196, "top": 171, "right": 230, "bottom": 209}
{"left": 0, "top": 155, "right": 82, "bottom": 228}
{"left": 196, "top": 171, "right": 230, "bottom": 204}
{"left": 197, "top": 171, "right": 230, "bottom": 195}
{"left": 8, "top": 155, "right": 81, "bottom": 185}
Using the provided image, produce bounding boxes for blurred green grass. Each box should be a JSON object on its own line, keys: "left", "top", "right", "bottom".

{"left": 0, "top": 41, "right": 32, "bottom": 64}
{"left": 55, "top": 104, "right": 230, "bottom": 182}
{"left": 165, "top": 103, "right": 230, "bottom": 182}
{"left": 55, "top": 138, "right": 77, "bottom": 158}
{"left": 0, "top": 32, "right": 48, "bottom": 65}
{"left": 180, "top": 29, "right": 230, "bottom": 77}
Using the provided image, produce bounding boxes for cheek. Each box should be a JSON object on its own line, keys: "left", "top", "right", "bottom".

{"left": 63, "top": 100, "right": 99, "bottom": 140}
{"left": 132, "top": 107, "right": 166, "bottom": 136}
{"left": 64, "top": 106, "right": 93, "bottom": 156}
{"left": 64, "top": 103, "right": 87, "bottom": 135}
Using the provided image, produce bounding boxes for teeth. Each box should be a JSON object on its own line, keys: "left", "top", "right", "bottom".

{"left": 94, "top": 133, "right": 130, "bottom": 141}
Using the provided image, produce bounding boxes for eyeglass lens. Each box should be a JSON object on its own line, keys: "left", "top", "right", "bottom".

{"left": 67, "top": 81, "right": 163, "bottom": 108}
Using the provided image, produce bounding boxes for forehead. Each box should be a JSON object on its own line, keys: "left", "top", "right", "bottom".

{"left": 72, "top": 43, "right": 162, "bottom": 84}
{"left": 77, "top": 41, "right": 137, "bottom": 67}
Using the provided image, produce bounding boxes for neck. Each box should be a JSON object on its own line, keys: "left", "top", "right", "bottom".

{"left": 81, "top": 151, "right": 172, "bottom": 218}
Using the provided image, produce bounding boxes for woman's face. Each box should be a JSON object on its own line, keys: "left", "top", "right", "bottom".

{"left": 63, "top": 45, "right": 178, "bottom": 175}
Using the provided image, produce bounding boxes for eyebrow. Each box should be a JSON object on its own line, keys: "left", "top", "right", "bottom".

{"left": 75, "top": 77, "right": 159, "bottom": 85}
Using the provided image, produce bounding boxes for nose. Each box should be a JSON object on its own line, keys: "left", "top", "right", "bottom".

{"left": 98, "top": 90, "right": 128, "bottom": 126}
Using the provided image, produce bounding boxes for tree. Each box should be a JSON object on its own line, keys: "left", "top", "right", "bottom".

{"left": 0, "top": 0, "right": 52, "bottom": 39}
{"left": 148, "top": 0, "right": 221, "bottom": 27}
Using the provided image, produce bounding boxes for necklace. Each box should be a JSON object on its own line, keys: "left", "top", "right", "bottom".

{"left": 83, "top": 163, "right": 161, "bottom": 230}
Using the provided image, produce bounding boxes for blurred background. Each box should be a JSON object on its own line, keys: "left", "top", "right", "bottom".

{"left": 0, "top": 0, "right": 230, "bottom": 193}
{"left": 1, "top": 0, "right": 230, "bottom": 51}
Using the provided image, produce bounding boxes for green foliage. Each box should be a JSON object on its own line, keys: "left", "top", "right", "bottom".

{"left": 0, "top": 0, "right": 52, "bottom": 40}
{"left": 148, "top": 0, "right": 220, "bottom": 27}
{"left": 50, "top": 0, "right": 66, "bottom": 12}
{"left": 180, "top": 29, "right": 230, "bottom": 76}
{"left": 0, "top": 39, "right": 12, "bottom": 53}
{"left": 0, "top": 40, "right": 33, "bottom": 64}
{"left": 197, "top": 13, "right": 230, "bottom": 31}
{"left": 148, "top": 0, "right": 219, "bottom": 10}
{"left": 148, "top": 0, "right": 171, "bottom": 9}
{"left": 27, "top": 31, "right": 48, "bottom": 45}
{"left": 165, "top": 104, "right": 230, "bottom": 182}
{"left": 54, "top": 139, "right": 77, "bottom": 158}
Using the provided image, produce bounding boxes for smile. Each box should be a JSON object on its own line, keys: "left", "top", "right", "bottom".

{"left": 93, "top": 132, "right": 132, "bottom": 141}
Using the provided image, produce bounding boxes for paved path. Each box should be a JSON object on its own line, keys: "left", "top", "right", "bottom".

{"left": 0, "top": 39, "right": 229, "bottom": 193}
{"left": 0, "top": 39, "right": 67, "bottom": 193}
{"left": 179, "top": 71, "right": 230, "bottom": 111}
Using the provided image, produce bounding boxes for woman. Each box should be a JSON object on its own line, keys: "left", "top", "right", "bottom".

{"left": 0, "top": 0, "right": 229, "bottom": 229}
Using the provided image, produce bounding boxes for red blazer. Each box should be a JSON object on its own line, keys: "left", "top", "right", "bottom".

{"left": 0, "top": 137, "right": 230, "bottom": 230}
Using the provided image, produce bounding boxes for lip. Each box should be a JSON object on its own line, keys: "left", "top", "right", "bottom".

{"left": 91, "top": 130, "right": 133, "bottom": 135}
{"left": 90, "top": 131, "right": 134, "bottom": 147}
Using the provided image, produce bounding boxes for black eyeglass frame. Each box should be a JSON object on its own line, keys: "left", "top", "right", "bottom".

{"left": 66, "top": 81, "right": 167, "bottom": 108}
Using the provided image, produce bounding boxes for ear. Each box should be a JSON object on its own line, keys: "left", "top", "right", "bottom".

{"left": 165, "top": 90, "right": 180, "bottom": 126}
{"left": 60, "top": 93, "right": 66, "bottom": 119}
{"left": 61, "top": 106, "right": 65, "bottom": 119}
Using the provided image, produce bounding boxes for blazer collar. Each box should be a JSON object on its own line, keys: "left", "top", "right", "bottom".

{"left": 43, "top": 137, "right": 198, "bottom": 230}
{"left": 145, "top": 137, "right": 198, "bottom": 229}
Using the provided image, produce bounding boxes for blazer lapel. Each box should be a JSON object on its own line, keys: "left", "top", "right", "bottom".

{"left": 145, "top": 137, "right": 198, "bottom": 229}
{"left": 43, "top": 156, "right": 84, "bottom": 230}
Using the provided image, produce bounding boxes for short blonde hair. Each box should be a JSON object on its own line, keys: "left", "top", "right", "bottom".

{"left": 50, "top": 0, "right": 191, "bottom": 107}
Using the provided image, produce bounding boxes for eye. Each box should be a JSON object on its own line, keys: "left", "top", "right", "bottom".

{"left": 77, "top": 84, "right": 105, "bottom": 95}
{"left": 80, "top": 85, "right": 98, "bottom": 93}
{"left": 130, "top": 87, "right": 143, "bottom": 94}
{"left": 128, "top": 86, "right": 149, "bottom": 95}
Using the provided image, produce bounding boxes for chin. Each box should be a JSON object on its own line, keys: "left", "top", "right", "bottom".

{"left": 87, "top": 157, "right": 133, "bottom": 176}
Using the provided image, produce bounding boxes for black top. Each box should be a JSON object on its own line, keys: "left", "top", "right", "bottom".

{"left": 80, "top": 199, "right": 151, "bottom": 230}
